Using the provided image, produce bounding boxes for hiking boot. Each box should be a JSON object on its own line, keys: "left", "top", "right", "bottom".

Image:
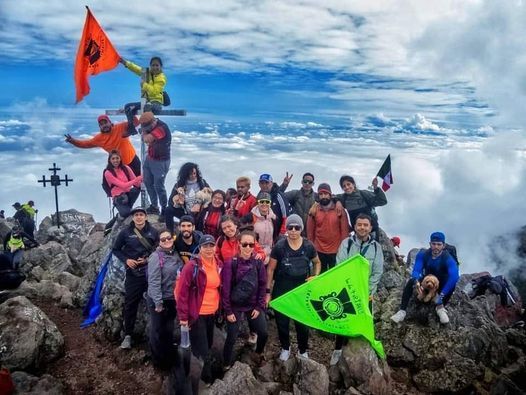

{"left": 279, "top": 348, "right": 290, "bottom": 362}
{"left": 247, "top": 332, "right": 258, "bottom": 345}
{"left": 298, "top": 351, "right": 309, "bottom": 359}
{"left": 330, "top": 350, "right": 342, "bottom": 366}
{"left": 146, "top": 205, "right": 160, "bottom": 215}
{"left": 436, "top": 306, "right": 449, "bottom": 324}
{"left": 120, "top": 335, "right": 132, "bottom": 349}
{"left": 390, "top": 310, "right": 407, "bottom": 323}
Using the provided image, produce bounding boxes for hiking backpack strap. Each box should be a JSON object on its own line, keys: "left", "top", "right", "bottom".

{"left": 133, "top": 228, "right": 154, "bottom": 254}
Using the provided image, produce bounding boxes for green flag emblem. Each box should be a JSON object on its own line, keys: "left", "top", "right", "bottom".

{"left": 270, "top": 254, "right": 385, "bottom": 358}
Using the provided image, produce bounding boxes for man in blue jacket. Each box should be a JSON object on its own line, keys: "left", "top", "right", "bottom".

{"left": 391, "top": 231, "right": 459, "bottom": 324}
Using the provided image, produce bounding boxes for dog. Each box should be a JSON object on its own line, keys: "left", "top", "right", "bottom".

{"left": 416, "top": 274, "right": 440, "bottom": 303}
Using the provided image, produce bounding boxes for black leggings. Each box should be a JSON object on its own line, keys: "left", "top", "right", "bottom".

{"left": 318, "top": 252, "right": 337, "bottom": 273}
{"left": 275, "top": 310, "right": 309, "bottom": 354}
{"left": 223, "top": 310, "right": 268, "bottom": 366}
{"left": 189, "top": 314, "right": 216, "bottom": 383}
{"left": 148, "top": 298, "right": 177, "bottom": 368}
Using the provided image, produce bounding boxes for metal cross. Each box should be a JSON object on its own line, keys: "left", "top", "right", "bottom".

{"left": 37, "top": 163, "right": 73, "bottom": 228}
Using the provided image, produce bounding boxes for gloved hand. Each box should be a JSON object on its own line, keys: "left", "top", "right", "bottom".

{"left": 435, "top": 293, "right": 445, "bottom": 305}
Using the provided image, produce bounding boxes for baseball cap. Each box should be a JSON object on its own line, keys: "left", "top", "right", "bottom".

{"left": 199, "top": 234, "right": 216, "bottom": 246}
{"left": 130, "top": 207, "right": 147, "bottom": 216}
{"left": 391, "top": 236, "right": 401, "bottom": 247}
{"left": 179, "top": 215, "right": 195, "bottom": 225}
{"left": 256, "top": 191, "right": 271, "bottom": 201}
{"left": 97, "top": 114, "right": 111, "bottom": 124}
{"left": 317, "top": 183, "right": 332, "bottom": 194}
{"left": 259, "top": 174, "right": 273, "bottom": 183}
{"left": 430, "top": 232, "right": 445, "bottom": 243}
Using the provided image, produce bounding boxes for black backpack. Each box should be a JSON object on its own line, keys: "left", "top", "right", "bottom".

{"left": 277, "top": 239, "right": 311, "bottom": 278}
{"left": 230, "top": 257, "right": 259, "bottom": 305}
{"left": 102, "top": 167, "right": 133, "bottom": 198}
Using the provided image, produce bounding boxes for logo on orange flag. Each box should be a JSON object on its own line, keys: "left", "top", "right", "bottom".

{"left": 74, "top": 7, "right": 120, "bottom": 103}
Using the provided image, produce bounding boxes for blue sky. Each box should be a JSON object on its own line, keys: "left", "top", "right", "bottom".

{"left": 1, "top": 1, "right": 526, "bottom": 273}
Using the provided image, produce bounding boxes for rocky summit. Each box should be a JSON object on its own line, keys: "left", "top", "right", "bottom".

{"left": 0, "top": 210, "right": 525, "bottom": 394}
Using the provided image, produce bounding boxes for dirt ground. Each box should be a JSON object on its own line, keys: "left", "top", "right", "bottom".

{"left": 37, "top": 301, "right": 335, "bottom": 395}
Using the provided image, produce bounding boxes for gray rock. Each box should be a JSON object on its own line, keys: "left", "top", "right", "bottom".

{"left": 56, "top": 271, "right": 81, "bottom": 293}
{"left": 11, "top": 371, "right": 64, "bottom": 394}
{"left": 0, "top": 296, "right": 64, "bottom": 371}
{"left": 30, "top": 280, "right": 74, "bottom": 308}
{"left": 337, "top": 338, "right": 391, "bottom": 395}
{"left": 208, "top": 361, "right": 267, "bottom": 395}
{"left": 22, "top": 242, "right": 73, "bottom": 277}
{"left": 37, "top": 209, "right": 97, "bottom": 264}
{"left": 294, "top": 356, "right": 329, "bottom": 395}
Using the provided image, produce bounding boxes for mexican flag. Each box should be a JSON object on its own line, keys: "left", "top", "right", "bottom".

{"left": 376, "top": 154, "right": 393, "bottom": 192}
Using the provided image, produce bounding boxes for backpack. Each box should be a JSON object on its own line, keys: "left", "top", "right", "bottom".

{"left": 445, "top": 243, "right": 460, "bottom": 265}
{"left": 346, "top": 236, "right": 378, "bottom": 260}
{"left": 230, "top": 257, "right": 259, "bottom": 305}
{"left": 102, "top": 167, "right": 133, "bottom": 198}
{"left": 173, "top": 262, "right": 199, "bottom": 303}
{"left": 277, "top": 239, "right": 311, "bottom": 278}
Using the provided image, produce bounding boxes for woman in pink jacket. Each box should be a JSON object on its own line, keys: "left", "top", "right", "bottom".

{"left": 104, "top": 150, "right": 143, "bottom": 218}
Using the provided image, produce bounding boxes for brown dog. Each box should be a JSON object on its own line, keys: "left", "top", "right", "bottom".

{"left": 416, "top": 275, "right": 440, "bottom": 303}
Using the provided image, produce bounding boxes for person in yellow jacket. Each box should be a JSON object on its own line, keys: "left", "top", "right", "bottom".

{"left": 19, "top": 201, "right": 37, "bottom": 238}
{"left": 3, "top": 225, "right": 37, "bottom": 270}
{"left": 121, "top": 56, "right": 167, "bottom": 135}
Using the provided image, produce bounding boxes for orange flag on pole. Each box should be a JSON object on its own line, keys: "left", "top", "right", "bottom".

{"left": 74, "top": 7, "right": 120, "bottom": 103}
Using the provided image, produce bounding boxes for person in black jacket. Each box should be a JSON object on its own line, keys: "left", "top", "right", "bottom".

{"left": 112, "top": 207, "right": 159, "bottom": 349}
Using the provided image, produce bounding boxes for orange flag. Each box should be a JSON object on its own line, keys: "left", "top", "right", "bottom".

{"left": 74, "top": 7, "right": 120, "bottom": 103}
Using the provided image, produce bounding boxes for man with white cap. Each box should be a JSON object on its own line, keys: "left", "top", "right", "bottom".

{"left": 266, "top": 214, "right": 321, "bottom": 361}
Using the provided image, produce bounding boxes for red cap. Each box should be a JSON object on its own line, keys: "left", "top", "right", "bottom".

{"left": 97, "top": 114, "right": 111, "bottom": 124}
{"left": 391, "top": 236, "right": 401, "bottom": 247}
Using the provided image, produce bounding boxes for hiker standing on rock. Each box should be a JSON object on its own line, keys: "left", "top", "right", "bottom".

{"left": 147, "top": 229, "right": 183, "bottom": 369}
{"left": 65, "top": 114, "right": 141, "bottom": 176}
{"left": 391, "top": 231, "right": 459, "bottom": 325}
{"left": 176, "top": 234, "right": 222, "bottom": 384}
{"left": 330, "top": 213, "right": 383, "bottom": 365}
{"left": 221, "top": 230, "right": 268, "bottom": 369}
{"left": 112, "top": 207, "right": 159, "bottom": 349}
{"left": 265, "top": 214, "right": 321, "bottom": 361}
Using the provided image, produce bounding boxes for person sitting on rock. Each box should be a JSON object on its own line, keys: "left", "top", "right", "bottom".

{"left": 112, "top": 207, "right": 159, "bottom": 350}
{"left": 147, "top": 229, "right": 183, "bottom": 370}
{"left": 265, "top": 214, "right": 321, "bottom": 361}
{"left": 103, "top": 150, "right": 143, "bottom": 219}
{"left": 330, "top": 213, "right": 383, "bottom": 365}
{"left": 391, "top": 231, "right": 460, "bottom": 325}
{"left": 221, "top": 230, "right": 268, "bottom": 369}
{"left": 65, "top": 114, "right": 141, "bottom": 176}
{"left": 3, "top": 225, "right": 37, "bottom": 270}
{"left": 177, "top": 234, "right": 222, "bottom": 384}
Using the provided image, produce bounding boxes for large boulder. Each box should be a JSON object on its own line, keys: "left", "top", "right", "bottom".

{"left": 0, "top": 296, "right": 64, "bottom": 371}
{"left": 293, "top": 356, "right": 330, "bottom": 395}
{"left": 37, "top": 209, "right": 97, "bottom": 264}
{"left": 332, "top": 338, "right": 392, "bottom": 395}
{"left": 23, "top": 242, "right": 73, "bottom": 277}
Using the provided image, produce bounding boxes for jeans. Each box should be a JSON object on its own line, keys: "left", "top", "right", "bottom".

{"left": 143, "top": 158, "right": 170, "bottom": 209}
{"left": 113, "top": 187, "right": 141, "bottom": 218}
{"left": 123, "top": 270, "right": 148, "bottom": 336}
{"left": 223, "top": 310, "right": 268, "bottom": 366}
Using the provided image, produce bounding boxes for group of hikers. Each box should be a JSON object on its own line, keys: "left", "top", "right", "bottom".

{"left": 58, "top": 55, "right": 463, "bottom": 382}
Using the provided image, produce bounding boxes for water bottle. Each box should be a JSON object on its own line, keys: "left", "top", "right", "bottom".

{"left": 180, "top": 325, "right": 190, "bottom": 349}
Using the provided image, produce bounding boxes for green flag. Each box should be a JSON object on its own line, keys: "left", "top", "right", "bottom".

{"left": 269, "top": 254, "right": 385, "bottom": 358}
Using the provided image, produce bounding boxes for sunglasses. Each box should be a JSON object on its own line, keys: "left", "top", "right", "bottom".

{"left": 287, "top": 225, "right": 302, "bottom": 231}
{"left": 160, "top": 236, "right": 173, "bottom": 242}
{"left": 258, "top": 199, "right": 271, "bottom": 205}
{"left": 302, "top": 179, "right": 314, "bottom": 184}
{"left": 240, "top": 242, "right": 255, "bottom": 248}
